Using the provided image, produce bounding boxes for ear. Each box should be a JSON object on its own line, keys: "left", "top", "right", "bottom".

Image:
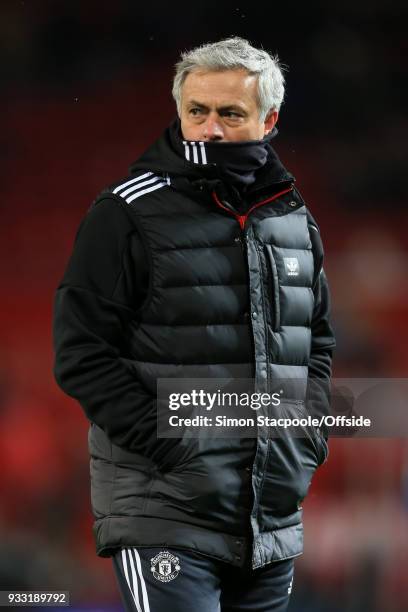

{"left": 263, "top": 109, "right": 279, "bottom": 136}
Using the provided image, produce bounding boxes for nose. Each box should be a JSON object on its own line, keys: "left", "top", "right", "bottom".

{"left": 202, "top": 114, "right": 224, "bottom": 141}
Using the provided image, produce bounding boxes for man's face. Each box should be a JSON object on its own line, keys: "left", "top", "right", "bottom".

{"left": 179, "top": 68, "right": 278, "bottom": 142}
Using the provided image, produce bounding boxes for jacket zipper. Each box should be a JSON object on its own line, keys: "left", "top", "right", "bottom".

{"left": 211, "top": 185, "right": 293, "bottom": 330}
{"left": 211, "top": 185, "right": 294, "bottom": 230}
{"left": 211, "top": 185, "right": 293, "bottom": 375}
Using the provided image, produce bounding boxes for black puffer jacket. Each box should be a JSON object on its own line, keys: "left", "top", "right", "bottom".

{"left": 53, "top": 119, "right": 335, "bottom": 569}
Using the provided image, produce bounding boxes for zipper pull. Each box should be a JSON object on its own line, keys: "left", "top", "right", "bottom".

{"left": 237, "top": 216, "right": 246, "bottom": 230}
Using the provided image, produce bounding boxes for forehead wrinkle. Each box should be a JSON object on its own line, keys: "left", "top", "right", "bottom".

{"left": 182, "top": 70, "right": 258, "bottom": 110}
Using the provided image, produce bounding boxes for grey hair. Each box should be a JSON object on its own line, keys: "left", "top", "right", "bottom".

{"left": 172, "top": 37, "right": 286, "bottom": 121}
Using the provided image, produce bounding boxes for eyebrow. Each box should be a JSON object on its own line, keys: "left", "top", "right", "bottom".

{"left": 187, "top": 100, "right": 247, "bottom": 114}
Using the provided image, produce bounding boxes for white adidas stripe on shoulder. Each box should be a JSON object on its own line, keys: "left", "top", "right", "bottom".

{"left": 112, "top": 172, "right": 170, "bottom": 204}
{"left": 112, "top": 172, "right": 153, "bottom": 194}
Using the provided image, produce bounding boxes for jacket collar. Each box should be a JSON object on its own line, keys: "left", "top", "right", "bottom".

{"left": 129, "top": 117, "right": 295, "bottom": 201}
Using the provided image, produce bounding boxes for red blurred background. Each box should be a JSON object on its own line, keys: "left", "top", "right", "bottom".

{"left": 1, "top": 1, "right": 407, "bottom": 610}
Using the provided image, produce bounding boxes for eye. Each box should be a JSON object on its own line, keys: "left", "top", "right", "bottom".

{"left": 223, "top": 110, "right": 242, "bottom": 119}
{"left": 189, "top": 108, "right": 202, "bottom": 116}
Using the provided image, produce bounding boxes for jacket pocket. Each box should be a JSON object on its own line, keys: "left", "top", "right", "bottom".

{"left": 296, "top": 400, "right": 329, "bottom": 465}
{"left": 260, "top": 400, "right": 326, "bottom": 519}
{"left": 264, "top": 244, "right": 280, "bottom": 331}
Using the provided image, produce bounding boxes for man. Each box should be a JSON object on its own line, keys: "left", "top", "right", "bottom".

{"left": 53, "top": 37, "right": 335, "bottom": 612}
